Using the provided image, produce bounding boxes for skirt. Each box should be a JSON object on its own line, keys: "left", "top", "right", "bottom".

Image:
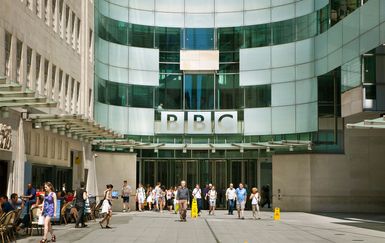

{"left": 101, "top": 199, "right": 111, "bottom": 214}
{"left": 138, "top": 196, "right": 145, "bottom": 204}
{"left": 146, "top": 195, "right": 153, "bottom": 203}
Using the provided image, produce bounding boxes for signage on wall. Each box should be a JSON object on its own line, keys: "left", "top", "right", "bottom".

{"left": 158, "top": 111, "right": 238, "bottom": 134}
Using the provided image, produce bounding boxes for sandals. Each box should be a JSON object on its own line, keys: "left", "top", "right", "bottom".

{"left": 40, "top": 239, "right": 47, "bottom": 243}
{"left": 52, "top": 235, "right": 56, "bottom": 242}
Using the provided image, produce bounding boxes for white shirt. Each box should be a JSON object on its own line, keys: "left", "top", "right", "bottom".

{"left": 226, "top": 188, "right": 236, "bottom": 200}
{"left": 208, "top": 190, "right": 217, "bottom": 200}
{"left": 251, "top": 192, "right": 260, "bottom": 205}
{"left": 192, "top": 188, "right": 202, "bottom": 199}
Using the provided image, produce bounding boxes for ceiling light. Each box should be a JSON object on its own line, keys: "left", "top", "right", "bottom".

{"left": 289, "top": 145, "right": 294, "bottom": 152}
{"left": 154, "top": 147, "right": 158, "bottom": 153}
{"left": 266, "top": 147, "right": 270, "bottom": 152}
{"left": 129, "top": 147, "right": 134, "bottom": 153}
{"left": 211, "top": 148, "right": 216, "bottom": 153}
{"left": 182, "top": 147, "right": 187, "bottom": 153}
{"left": 240, "top": 147, "right": 244, "bottom": 153}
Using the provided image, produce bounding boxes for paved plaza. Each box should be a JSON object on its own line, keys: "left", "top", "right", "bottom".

{"left": 18, "top": 210, "right": 385, "bottom": 243}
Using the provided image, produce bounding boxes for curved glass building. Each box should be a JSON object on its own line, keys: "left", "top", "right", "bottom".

{"left": 94, "top": 0, "right": 385, "bottom": 211}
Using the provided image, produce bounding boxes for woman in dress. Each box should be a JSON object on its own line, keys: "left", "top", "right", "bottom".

{"left": 146, "top": 186, "right": 153, "bottom": 211}
{"left": 208, "top": 185, "right": 217, "bottom": 216}
{"left": 136, "top": 183, "right": 146, "bottom": 212}
{"left": 99, "top": 184, "right": 113, "bottom": 229}
{"left": 166, "top": 187, "right": 174, "bottom": 212}
{"left": 158, "top": 186, "right": 166, "bottom": 213}
{"left": 40, "top": 182, "right": 57, "bottom": 243}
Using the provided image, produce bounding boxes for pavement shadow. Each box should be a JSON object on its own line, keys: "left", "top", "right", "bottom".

{"left": 314, "top": 213, "right": 385, "bottom": 233}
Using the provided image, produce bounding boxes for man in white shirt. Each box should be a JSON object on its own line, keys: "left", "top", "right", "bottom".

{"left": 192, "top": 184, "right": 202, "bottom": 215}
{"left": 225, "top": 183, "right": 237, "bottom": 215}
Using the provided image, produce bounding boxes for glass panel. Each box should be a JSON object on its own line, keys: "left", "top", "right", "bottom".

{"left": 156, "top": 74, "right": 183, "bottom": 109}
{"left": 216, "top": 74, "right": 243, "bottom": 109}
{"left": 245, "top": 85, "right": 271, "bottom": 108}
{"left": 130, "top": 24, "right": 154, "bottom": 48}
{"left": 219, "top": 52, "right": 239, "bottom": 63}
{"left": 159, "top": 64, "right": 180, "bottom": 74}
{"left": 106, "top": 81, "right": 129, "bottom": 106}
{"left": 98, "top": 14, "right": 129, "bottom": 45}
{"left": 184, "top": 28, "right": 215, "bottom": 50}
{"left": 156, "top": 160, "right": 169, "bottom": 186}
{"left": 296, "top": 12, "right": 317, "bottom": 41}
{"left": 184, "top": 74, "right": 215, "bottom": 110}
{"left": 217, "top": 27, "right": 243, "bottom": 51}
{"left": 131, "top": 85, "right": 154, "bottom": 108}
{"left": 155, "top": 27, "right": 181, "bottom": 51}
{"left": 231, "top": 161, "right": 242, "bottom": 185}
{"left": 244, "top": 23, "right": 271, "bottom": 48}
{"left": 159, "top": 52, "right": 180, "bottom": 63}
{"left": 97, "top": 77, "right": 106, "bottom": 103}
{"left": 143, "top": 160, "right": 156, "bottom": 187}
{"left": 272, "top": 19, "right": 295, "bottom": 45}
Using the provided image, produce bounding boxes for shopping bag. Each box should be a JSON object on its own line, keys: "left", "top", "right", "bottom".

{"left": 38, "top": 215, "right": 44, "bottom": 225}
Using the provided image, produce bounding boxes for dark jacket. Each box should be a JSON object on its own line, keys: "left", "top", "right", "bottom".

{"left": 176, "top": 187, "right": 190, "bottom": 201}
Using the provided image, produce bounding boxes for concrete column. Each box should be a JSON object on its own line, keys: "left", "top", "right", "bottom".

{"left": 20, "top": 43, "right": 28, "bottom": 90}
{"left": 0, "top": 27, "right": 5, "bottom": 76}
{"left": 30, "top": 49, "right": 37, "bottom": 91}
{"left": 9, "top": 35, "right": 17, "bottom": 82}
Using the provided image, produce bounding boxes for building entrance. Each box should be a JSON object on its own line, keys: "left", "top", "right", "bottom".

{"left": 0, "top": 160, "right": 8, "bottom": 195}
{"left": 139, "top": 159, "right": 271, "bottom": 208}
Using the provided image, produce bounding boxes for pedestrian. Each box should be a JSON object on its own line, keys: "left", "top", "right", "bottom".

{"left": 235, "top": 183, "right": 247, "bottom": 220}
{"left": 40, "top": 182, "right": 57, "bottom": 243}
{"left": 136, "top": 183, "right": 146, "bottom": 212}
{"left": 154, "top": 182, "right": 161, "bottom": 211}
{"left": 202, "top": 184, "right": 209, "bottom": 210}
{"left": 208, "top": 185, "right": 217, "bottom": 216}
{"left": 192, "top": 184, "right": 202, "bottom": 216}
{"left": 204, "top": 183, "right": 213, "bottom": 210}
{"left": 99, "top": 184, "right": 113, "bottom": 229}
{"left": 225, "top": 183, "right": 236, "bottom": 215}
{"left": 250, "top": 187, "right": 261, "bottom": 220}
{"left": 176, "top": 180, "right": 190, "bottom": 222}
{"left": 146, "top": 186, "right": 153, "bottom": 211}
{"left": 166, "top": 187, "right": 174, "bottom": 212}
{"left": 173, "top": 186, "right": 178, "bottom": 214}
{"left": 121, "top": 180, "right": 132, "bottom": 212}
{"left": 159, "top": 186, "right": 166, "bottom": 213}
{"left": 74, "top": 181, "right": 88, "bottom": 228}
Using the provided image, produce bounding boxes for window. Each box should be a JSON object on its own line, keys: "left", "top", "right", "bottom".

{"left": 184, "top": 28, "right": 215, "bottom": 50}
{"left": 130, "top": 24, "right": 154, "bottom": 48}
{"left": 132, "top": 85, "right": 154, "bottom": 108}
{"left": 217, "top": 27, "right": 243, "bottom": 51}
{"left": 296, "top": 12, "right": 317, "bottom": 41}
{"left": 5, "top": 31, "right": 11, "bottom": 77}
{"left": 155, "top": 27, "right": 181, "bottom": 51}
{"left": 244, "top": 24, "right": 271, "bottom": 48}
{"left": 216, "top": 74, "right": 243, "bottom": 109}
{"left": 184, "top": 74, "right": 214, "bottom": 110}
{"left": 156, "top": 74, "right": 183, "bottom": 109}
{"left": 106, "top": 81, "right": 128, "bottom": 106}
{"left": 272, "top": 19, "right": 295, "bottom": 45}
{"left": 245, "top": 85, "right": 271, "bottom": 108}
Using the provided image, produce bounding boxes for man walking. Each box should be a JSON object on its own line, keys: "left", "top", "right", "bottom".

{"left": 225, "top": 183, "right": 236, "bottom": 215}
{"left": 74, "top": 181, "right": 88, "bottom": 228}
{"left": 236, "top": 183, "right": 247, "bottom": 219}
{"left": 176, "top": 180, "right": 190, "bottom": 222}
{"left": 122, "top": 180, "right": 132, "bottom": 212}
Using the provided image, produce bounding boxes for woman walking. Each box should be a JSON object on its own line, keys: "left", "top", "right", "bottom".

{"left": 40, "top": 182, "right": 57, "bottom": 243}
{"left": 166, "top": 187, "right": 174, "bottom": 212}
{"left": 146, "top": 186, "right": 154, "bottom": 211}
{"left": 136, "top": 183, "right": 146, "bottom": 212}
{"left": 208, "top": 185, "right": 217, "bottom": 216}
{"left": 250, "top": 187, "right": 261, "bottom": 220}
{"left": 158, "top": 186, "right": 166, "bottom": 213}
{"left": 99, "top": 184, "right": 113, "bottom": 229}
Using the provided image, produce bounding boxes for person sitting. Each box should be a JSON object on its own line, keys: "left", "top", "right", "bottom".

{"left": 0, "top": 195, "right": 13, "bottom": 213}
{"left": 10, "top": 193, "right": 24, "bottom": 210}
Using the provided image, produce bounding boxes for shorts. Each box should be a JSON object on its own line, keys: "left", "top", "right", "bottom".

{"left": 167, "top": 199, "right": 173, "bottom": 206}
{"left": 236, "top": 201, "right": 245, "bottom": 210}
{"left": 122, "top": 196, "right": 130, "bottom": 203}
{"left": 209, "top": 199, "right": 216, "bottom": 207}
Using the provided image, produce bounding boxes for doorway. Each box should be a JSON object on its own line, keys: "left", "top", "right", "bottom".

{"left": 0, "top": 161, "right": 8, "bottom": 195}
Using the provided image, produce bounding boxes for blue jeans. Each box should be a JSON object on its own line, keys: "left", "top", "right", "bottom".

{"left": 228, "top": 199, "right": 235, "bottom": 214}
{"left": 196, "top": 198, "right": 202, "bottom": 213}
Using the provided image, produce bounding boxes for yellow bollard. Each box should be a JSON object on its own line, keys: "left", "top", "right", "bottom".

{"left": 191, "top": 198, "right": 198, "bottom": 218}
{"left": 274, "top": 207, "right": 280, "bottom": 220}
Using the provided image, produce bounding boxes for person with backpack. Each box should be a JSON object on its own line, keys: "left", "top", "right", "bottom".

{"left": 74, "top": 181, "right": 88, "bottom": 228}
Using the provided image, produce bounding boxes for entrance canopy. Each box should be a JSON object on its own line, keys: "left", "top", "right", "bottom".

{"left": 92, "top": 139, "right": 312, "bottom": 152}
{"left": 346, "top": 115, "right": 385, "bottom": 129}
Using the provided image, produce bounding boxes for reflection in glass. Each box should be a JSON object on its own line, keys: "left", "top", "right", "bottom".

{"left": 245, "top": 85, "right": 271, "bottom": 108}
{"left": 156, "top": 74, "right": 183, "bottom": 109}
{"left": 156, "top": 27, "right": 181, "bottom": 51}
{"left": 272, "top": 19, "right": 295, "bottom": 45}
{"left": 217, "top": 27, "right": 243, "bottom": 51}
{"left": 184, "top": 74, "right": 214, "bottom": 110}
{"left": 216, "top": 74, "right": 243, "bottom": 109}
{"left": 184, "top": 28, "right": 215, "bottom": 50}
{"left": 244, "top": 23, "right": 271, "bottom": 48}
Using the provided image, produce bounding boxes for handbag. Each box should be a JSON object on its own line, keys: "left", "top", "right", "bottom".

{"left": 38, "top": 215, "right": 44, "bottom": 225}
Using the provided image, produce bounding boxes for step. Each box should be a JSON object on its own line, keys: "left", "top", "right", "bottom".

{"left": 0, "top": 97, "right": 47, "bottom": 104}
{"left": 0, "top": 84, "right": 22, "bottom": 92}
{"left": 0, "top": 91, "right": 35, "bottom": 98}
{"left": 0, "top": 76, "right": 6, "bottom": 84}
